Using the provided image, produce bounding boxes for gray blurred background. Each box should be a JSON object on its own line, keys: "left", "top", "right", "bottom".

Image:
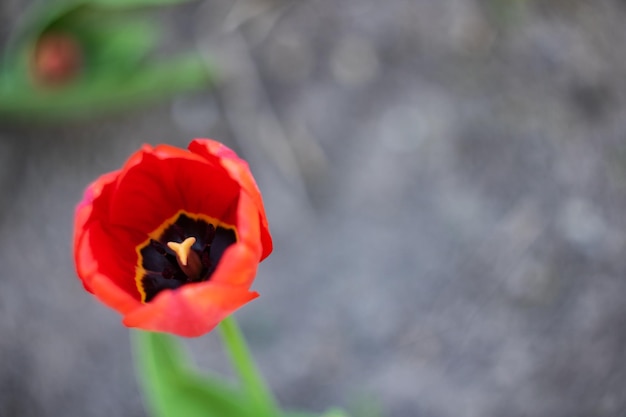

{"left": 2, "top": 0, "right": 626, "bottom": 416}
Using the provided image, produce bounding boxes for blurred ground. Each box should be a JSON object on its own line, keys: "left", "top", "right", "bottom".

{"left": 2, "top": 0, "right": 626, "bottom": 416}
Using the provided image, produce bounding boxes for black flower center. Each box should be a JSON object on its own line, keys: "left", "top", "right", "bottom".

{"left": 137, "top": 213, "right": 237, "bottom": 302}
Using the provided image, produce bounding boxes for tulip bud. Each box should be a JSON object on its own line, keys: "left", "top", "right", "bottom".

{"left": 31, "top": 32, "right": 82, "bottom": 86}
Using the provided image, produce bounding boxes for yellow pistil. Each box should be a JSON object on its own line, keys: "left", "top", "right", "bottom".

{"left": 167, "top": 237, "right": 203, "bottom": 281}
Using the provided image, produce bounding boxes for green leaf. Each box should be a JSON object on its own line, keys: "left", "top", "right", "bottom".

{"left": 2, "top": 0, "right": 192, "bottom": 69}
{"left": 0, "top": 53, "right": 212, "bottom": 122}
{"left": 218, "top": 316, "right": 281, "bottom": 417}
{"left": 133, "top": 331, "right": 250, "bottom": 417}
{"left": 73, "top": 17, "right": 160, "bottom": 72}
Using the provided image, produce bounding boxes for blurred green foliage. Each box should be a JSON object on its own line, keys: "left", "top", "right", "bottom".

{"left": 0, "top": 0, "right": 211, "bottom": 122}
{"left": 134, "top": 331, "right": 250, "bottom": 417}
{"left": 134, "top": 331, "right": 355, "bottom": 417}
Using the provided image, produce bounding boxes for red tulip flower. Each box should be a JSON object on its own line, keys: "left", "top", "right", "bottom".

{"left": 74, "top": 139, "right": 272, "bottom": 337}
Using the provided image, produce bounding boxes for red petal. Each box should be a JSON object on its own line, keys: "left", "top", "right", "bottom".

{"left": 90, "top": 272, "right": 141, "bottom": 315}
{"left": 188, "top": 139, "right": 273, "bottom": 260}
{"left": 210, "top": 242, "right": 259, "bottom": 287}
{"left": 83, "top": 222, "right": 142, "bottom": 299}
{"left": 75, "top": 170, "right": 143, "bottom": 301}
{"left": 74, "top": 171, "right": 118, "bottom": 292}
{"left": 122, "top": 284, "right": 259, "bottom": 337}
{"left": 109, "top": 145, "right": 240, "bottom": 234}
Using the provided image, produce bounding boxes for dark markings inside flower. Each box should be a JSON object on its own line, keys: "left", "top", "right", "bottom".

{"left": 136, "top": 212, "right": 237, "bottom": 302}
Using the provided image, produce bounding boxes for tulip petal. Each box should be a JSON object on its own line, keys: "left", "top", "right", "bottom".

{"left": 123, "top": 284, "right": 259, "bottom": 337}
{"left": 188, "top": 139, "right": 272, "bottom": 260}
{"left": 91, "top": 272, "right": 141, "bottom": 315}
{"left": 109, "top": 147, "right": 240, "bottom": 234}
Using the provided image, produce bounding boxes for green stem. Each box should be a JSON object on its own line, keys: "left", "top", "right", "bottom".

{"left": 218, "top": 315, "right": 280, "bottom": 417}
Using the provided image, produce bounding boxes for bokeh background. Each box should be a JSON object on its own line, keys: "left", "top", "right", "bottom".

{"left": 2, "top": 0, "right": 626, "bottom": 416}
